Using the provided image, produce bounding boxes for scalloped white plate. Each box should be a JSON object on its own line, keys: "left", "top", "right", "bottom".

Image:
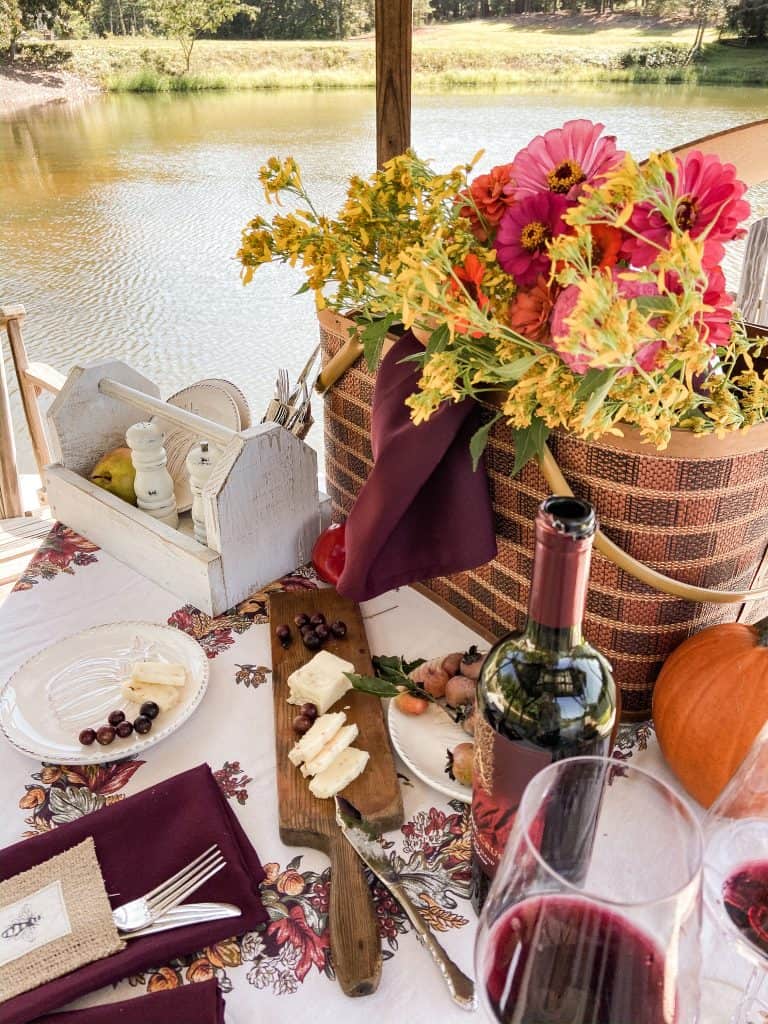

{"left": 0, "top": 622, "right": 209, "bottom": 764}
{"left": 387, "top": 699, "right": 471, "bottom": 804}
{"left": 155, "top": 383, "right": 243, "bottom": 513}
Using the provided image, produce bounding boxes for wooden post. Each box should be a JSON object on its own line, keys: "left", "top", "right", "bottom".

{"left": 1, "top": 305, "right": 53, "bottom": 479}
{"left": 375, "top": 0, "right": 412, "bottom": 168}
{"left": 0, "top": 312, "right": 23, "bottom": 519}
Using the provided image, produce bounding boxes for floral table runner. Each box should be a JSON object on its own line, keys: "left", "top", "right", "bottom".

{"left": 0, "top": 526, "right": 751, "bottom": 1022}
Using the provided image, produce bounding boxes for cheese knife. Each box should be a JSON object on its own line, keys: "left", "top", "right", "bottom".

{"left": 335, "top": 797, "right": 476, "bottom": 1011}
{"left": 123, "top": 902, "right": 242, "bottom": 939}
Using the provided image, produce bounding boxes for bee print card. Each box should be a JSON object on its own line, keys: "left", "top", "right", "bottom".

{"left": 0, "top": 880, "right": 72, "bottom": 966}
{"left": 0, "top": 838, "right": 123, "bottom": 1002}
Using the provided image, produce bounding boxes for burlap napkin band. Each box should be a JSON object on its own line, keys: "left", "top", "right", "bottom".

{"left": 0, "top": 836, "right": 124, "bottom": 1003}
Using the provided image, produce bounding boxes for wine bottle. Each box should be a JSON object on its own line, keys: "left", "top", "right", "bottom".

{"left": 471, "top": 495, "right": 617, "bottom": 912}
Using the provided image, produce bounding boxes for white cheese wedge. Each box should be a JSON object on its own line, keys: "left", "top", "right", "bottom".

{"left": 286, "top": 650, "right": 354, "bottom": 716}
{"left": 308, "top": 747, "right": 370, "bottom": 799}
{"left": 300, "top": 723, "right": 359, "bottom": 778}
{"left": 288, "top": 712, "right": 346, "bottom": 767}
{"left": 120, "top": 678, "right": 181, "bottom": 712}
{"left": 131, "top": 661, "right": 187, "bottom": 688}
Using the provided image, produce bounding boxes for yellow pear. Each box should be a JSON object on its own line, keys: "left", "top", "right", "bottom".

{"left": 89, "top": 446, "right": 137, "bottom": 505}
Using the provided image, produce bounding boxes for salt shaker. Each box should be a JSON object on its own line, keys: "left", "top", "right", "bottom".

{"left": 125, "top": 420, "right": 179, "bottom": 529}
{"left": 186, "top": 441, "right": 215, "bottom": 546}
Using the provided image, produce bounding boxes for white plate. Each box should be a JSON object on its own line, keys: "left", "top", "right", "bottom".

{"left": 0, "top": 622, "right": 209, "bottom": 764}
{"left": 388, "top": 699, "right": 471, "bottom": 804}
{"left": 195, "top": 379, "right": 252, "bottom": 430}
{"left": 155, "top": 383, "right": 242, "bottom": 513}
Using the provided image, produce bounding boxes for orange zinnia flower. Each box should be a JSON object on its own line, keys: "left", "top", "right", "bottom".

{"left": 449, "top": 253, "right": 489, "bottom": 336}
{"left": 458, "top": 163, "right": 515, "bottom": 242}
{"left": 589, "top": 224, "right": 623, "bottom": 269}
{"left": 508, "top": 275, "right": 557, "bottom": 342}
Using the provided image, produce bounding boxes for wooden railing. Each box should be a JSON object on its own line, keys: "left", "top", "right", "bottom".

{"left": 0, "top": 305, "right": 64, "bottom": 518}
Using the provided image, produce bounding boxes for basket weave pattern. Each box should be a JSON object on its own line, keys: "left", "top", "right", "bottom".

{"left": 321, "top": 316, "right": 768, "bottom": 720}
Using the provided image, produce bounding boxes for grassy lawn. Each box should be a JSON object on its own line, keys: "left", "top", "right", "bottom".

{"left": 22, "top": 16, "right": 768, "bottom": 92}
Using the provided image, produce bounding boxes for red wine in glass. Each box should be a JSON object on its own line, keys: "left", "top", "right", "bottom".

{"left": 723, "top": 860, "right": 768, "bottom": 959}
{"left": 483, "top": 894, "right": 676, "bottom": 1024}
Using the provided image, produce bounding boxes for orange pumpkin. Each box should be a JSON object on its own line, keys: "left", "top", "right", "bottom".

{"left": 653, "top": 618, "right": 768, "bottom": 808}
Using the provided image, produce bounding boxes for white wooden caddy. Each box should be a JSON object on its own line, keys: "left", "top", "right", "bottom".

{"left": 44, "top": 360, "right": 329, "bottom": 615}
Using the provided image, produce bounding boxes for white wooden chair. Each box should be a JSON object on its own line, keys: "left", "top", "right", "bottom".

{"left": 738, "top": 218, "right": 768, "bottom": 328}
{"left": 0, "top": 306, "right": 63, "bottom": 596}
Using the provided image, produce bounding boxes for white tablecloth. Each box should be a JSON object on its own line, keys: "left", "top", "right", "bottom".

{"left": 0, "top": 526, "right": 750, "bottom": 1022}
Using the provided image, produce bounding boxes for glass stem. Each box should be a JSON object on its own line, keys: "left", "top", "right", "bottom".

{"left": 732, "top": 965, "right": 767, "bottom": 1024}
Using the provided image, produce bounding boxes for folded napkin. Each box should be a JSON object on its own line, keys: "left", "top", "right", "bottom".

{"left": 337, "top": 331, "right": 497, "bottom": 601}
{"left": 0, "top": 765, "right": 267, "bottom": 1024}
{"left": 33, "top": 979, "right": 225, "bottom": 1024}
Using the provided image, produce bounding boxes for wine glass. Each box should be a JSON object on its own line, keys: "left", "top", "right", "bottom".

{"left": 703, "top": 720, "right": 768, "bottom": 1024}
{"left": 474, "top": 756, "right": 703, "bottom": 1024}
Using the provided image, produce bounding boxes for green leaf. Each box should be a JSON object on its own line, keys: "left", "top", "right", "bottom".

{"left": 469, "top": 413, "right": 501, "bottom": 471}
{"left": 634, "top": 294, "right": 674, "bottom": 315}
{"left": 425, "top": 323, "right": 450, "bottom": 356}
{"left": 574, "top": 368, "right": 616, "bottom": 404}
{"left": 492, "top": 354, "right": 540, "bottom": 381}
{"left": 401, "top": 656, "right": 426, "bottom": 676}
{"left": 579, "top": 369, "right": 618, "bottom": 427}
{"left": 293, "top": 281, "right": 311, "bottom": 296}
{"left": 345, "top": 672, "right": 400, "bottom": 698}
{"left": 511, "top": 417, "right": 551, "bottom": 477}
{"left": 372, "top": 654, "right": 424, "bottom": 682}
{"left": 360, "top": 313, "right": 398, "bottom": 368}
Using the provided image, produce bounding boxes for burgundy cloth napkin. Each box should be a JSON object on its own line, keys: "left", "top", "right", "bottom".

{"left": 337, "top": 330, "right": 497, "bottom": 601}
{"left": 0, "top": 764, "right": 267, "bottom": 1024}
{"left": 32, "top": 979, "right": 224, "bottom": 1024}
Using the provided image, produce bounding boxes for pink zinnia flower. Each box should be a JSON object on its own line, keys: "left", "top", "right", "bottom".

{"left": 699, "top": 267, "right": 734, "bottom": 348}
{"left": 495, "top": 192, "right": 567, "bottom": 288}
{"left": 549, "top": 275, "right": 662, "bottom": 374}
{"left": 511, "top": 119, "right": 625, "bottom": 201}
{"left": 624, "top": 151, "right": 750, "bottom": 269}
{"left": 549, "top": 284, "right": 591, "bottom": 373}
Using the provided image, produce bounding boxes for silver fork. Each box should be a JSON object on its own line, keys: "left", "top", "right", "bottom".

{"left": 112, "top": 844, "right": 226, "bottom": 934}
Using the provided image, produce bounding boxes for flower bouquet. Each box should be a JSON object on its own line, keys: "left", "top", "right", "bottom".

{"left": 239, "top": 119, "right": 762, "bottom": 472}
{"left": 239, "top": 121, "right": 768, "bottom": 718}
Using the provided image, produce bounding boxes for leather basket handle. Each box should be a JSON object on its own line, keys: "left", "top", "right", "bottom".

{"left": 539, "top": 445, "right": 768, "bottom": 605}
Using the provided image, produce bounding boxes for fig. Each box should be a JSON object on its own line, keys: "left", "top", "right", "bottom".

{"left": 445, "top": 675, "right": 477, "bottom": 709}
{"left": 459, "top": 645, "right": 487, "bottom": 681}
{"left": 446, "top": 743, "right": 474, "bottom": 787}
{"left": 409, "top": 657, "right": 450, "bottom": 699}
{"left": 441, "top": 652, "right": 463, "bottom": 677}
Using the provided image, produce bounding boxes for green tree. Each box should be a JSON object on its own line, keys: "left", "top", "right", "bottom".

{"left": 726, "top": 0, "right": 768, "bottom": 41}
{"left": 151, "top": 0, "right": 242, "bottom": 69}
{"left": 0, "top": 0, "right": 23, "bottom": 58}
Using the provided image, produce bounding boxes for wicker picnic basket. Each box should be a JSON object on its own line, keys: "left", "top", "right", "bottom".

{"left": 319, "top": 309, "right": 768, "bottom": 721}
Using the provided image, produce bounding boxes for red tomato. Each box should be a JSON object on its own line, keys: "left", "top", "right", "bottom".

{"left": 311, "top": 521, "right": 347, "bottom": 585}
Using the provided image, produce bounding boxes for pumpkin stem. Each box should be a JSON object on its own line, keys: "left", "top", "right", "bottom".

{"left": 756, "top": 616, "right": 768, "bottom": 646}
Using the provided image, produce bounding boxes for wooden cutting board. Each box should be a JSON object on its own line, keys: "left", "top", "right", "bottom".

{"left": 269, "top": 589, "right": 404, "bottom": 998}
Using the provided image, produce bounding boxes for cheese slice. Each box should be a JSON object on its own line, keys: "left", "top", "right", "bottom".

{"left": 300, "top": 723, "right": 358, "bottom": 778}
{"left": 120, "top": 678, "right": 181, "bottom": 712}
{"left": 288, "top": 712, "right": 345, "bottom": 767}
{"left": 131, "top": 661, "right": 187, "bottom": 688}
{"left": 309, "top": 747, "right": 369, "bottom": 799}
{"left": 286, "top": 650, "right": 354, "bottom": 716}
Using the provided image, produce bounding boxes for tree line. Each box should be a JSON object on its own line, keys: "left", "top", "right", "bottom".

{"left": 1, "top": 0, "right": 765, "bottom": 55}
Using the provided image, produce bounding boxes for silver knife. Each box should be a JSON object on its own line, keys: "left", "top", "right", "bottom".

{"left": 124, "top": 902, "right": 242, "bottom": 940}
{"left": 335, "top": 797, "right": 476, "bottom": 1011}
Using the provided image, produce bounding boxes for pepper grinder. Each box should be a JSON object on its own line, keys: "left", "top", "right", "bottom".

{"left": 186, "top": 441, "right": 215, "bottom": 546}
{"left": 125, "top": 420, "right": 179, "bottom": 529}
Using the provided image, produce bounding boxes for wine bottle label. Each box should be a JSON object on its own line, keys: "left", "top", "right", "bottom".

{"left": 471, "top": 715, "right": 551, "bottom": 881}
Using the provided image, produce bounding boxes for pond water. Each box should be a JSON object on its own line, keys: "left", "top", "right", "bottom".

{"left": 1, "top": 84, "right": 767, "bottom": 474}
